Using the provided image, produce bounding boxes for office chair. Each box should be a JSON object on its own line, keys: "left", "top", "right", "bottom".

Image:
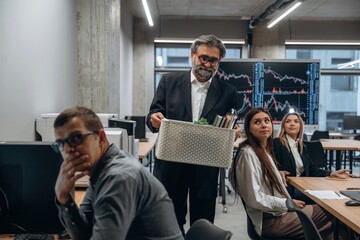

{"left": 240, "top": 197, "right": 288, "bottom": 240}
{"left": 310, "top": 130, "right": 330, "bottom": 141}
{"left": 285, "top": 199, "right": 322, "bottom": 240}
{"left": 185, "top": 219, "right": 232, "bottom": 240}
{"left": 303, "top": 140, "right": 328, "bottom": 169}
{"left": 241, "top": 197, "right": 323, "bottom": 240}
{"left": 303, "top": 133, "right": 309, "bottom": 141}
{"left": 353, "top": 135, "right": 360, "bottom": 165}
{"left": 345, "top": 134, "right": 360, "bottom": 169}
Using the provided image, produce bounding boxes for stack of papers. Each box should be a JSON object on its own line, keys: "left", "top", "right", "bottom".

{"left": 304, "top": 190, "right": 348, "bottom": 199}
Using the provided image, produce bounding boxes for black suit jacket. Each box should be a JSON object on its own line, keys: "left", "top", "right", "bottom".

{"left": 147, "top": 71, "right": 237, "bottom": 199}
{"left": 273, "top": 138, "right": 331, "bottom": 197}
{"left": 273, "top": 138, "right": 331, "bottom": 177}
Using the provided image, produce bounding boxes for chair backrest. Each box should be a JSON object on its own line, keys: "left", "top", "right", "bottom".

{"left": 240, "top": 197, "right": 263, "bottom": 240}
{"left": 303, "top": 140, "right": 328, "bottom": 169}
{"left": 286, "top": 199, "right": 322, "bottom": 240}
{"left": 185, "top": 219, "right": 232, "bottom": 240}
{"left": 240, "top": 198, "right": 288, "bottom": 240}
{"left": 303, "top": 133, "right": 309, "bottom": 141}
{"left": 310, "top": 130, "right": 330, "bottom": 141}
{"left": 354, "top": 134, "right": 360, "bottom": 141}
{"left": 245, "top": 214, "right": 267, "bottom": 240}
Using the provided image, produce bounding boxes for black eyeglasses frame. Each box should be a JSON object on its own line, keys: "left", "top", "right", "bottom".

{"left": 51, "top": 132, "right": 97, "bottom": 153}
{"left": 195, "top": 53, "right": 220, "bottom": 66}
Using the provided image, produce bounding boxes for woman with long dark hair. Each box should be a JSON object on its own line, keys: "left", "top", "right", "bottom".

{"left": 229, "top": 108, "right": 337, "bottom": 239}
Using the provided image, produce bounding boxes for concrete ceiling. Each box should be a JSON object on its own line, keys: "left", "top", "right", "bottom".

{"left": 126, "top": 0, "right": 360, "bottom": 23}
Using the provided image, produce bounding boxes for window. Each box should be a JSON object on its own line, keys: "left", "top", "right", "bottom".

{"left": 331, "top": 75, "right": 356, "bottom": 91}
{"left": 155, "top": 45, "right": 190, "bottom": 68}
{"left": 326, "top": 112, "right": 345, "bottom": 130}
{"left": 286, "top": 46, "right": 360, "bottom": 130}
{"left": 296, "top": 50, "right": 311, "bottom": 59}
{"left": 331, "top": 58, "right": 352, "bottom": 65}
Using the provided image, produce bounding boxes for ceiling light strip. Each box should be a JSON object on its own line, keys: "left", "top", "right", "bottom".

{"left": 337, "top": 59, "right": 360, "bottom": 69}
{"left": 267, "top": 2, "right": 302, "bottom": 29}
{"left": 286, "top": 40, "right": 360, "bottom": 46}
{"left": 154, "top": 39, "right": 245, "bottom": 44}
{"left": 142, "top": 0, "right": 153, "bottom": 27}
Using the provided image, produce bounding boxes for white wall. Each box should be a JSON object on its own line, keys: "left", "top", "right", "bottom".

{"left": 0, "top": 0, "right": 77, "bottom": 141}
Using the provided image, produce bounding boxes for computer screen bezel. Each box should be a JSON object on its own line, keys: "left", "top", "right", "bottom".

{"left": 216, "top": 58, "right": 320, "bottom": 126}
{"left": 0, "top": 141, "right": 64, "bottom": 234}
{"left": 343, "top": 115, "right": 360, "bottom": 133}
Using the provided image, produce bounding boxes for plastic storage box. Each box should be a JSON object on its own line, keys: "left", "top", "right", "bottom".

{"left": 156, "top": 119, "right": 235, "bottom": 168}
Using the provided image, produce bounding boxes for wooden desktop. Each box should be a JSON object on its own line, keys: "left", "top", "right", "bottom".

{"left": 138, "top": 132, "right": 157, "bottom": 172}
{"left": 288, "top": 176, "right": 360, "bottom": 236}
{"left": 320, "top": 139, "right": 360, "bottom": 170}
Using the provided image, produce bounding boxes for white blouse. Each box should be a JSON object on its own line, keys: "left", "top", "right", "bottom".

{"left": 286, "top": 134, "right": 304, "bottom": 176}
{"left": 229, "top": 145, "right": 290, "bottom": 236}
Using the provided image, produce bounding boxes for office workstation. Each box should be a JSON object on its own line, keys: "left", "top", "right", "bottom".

{"left": 1, "top": 0, "right": 360, "bottom": 239}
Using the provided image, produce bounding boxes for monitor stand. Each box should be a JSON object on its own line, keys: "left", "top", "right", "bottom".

{"left": 139, "top": 138, "right": 149, "bottom": 142}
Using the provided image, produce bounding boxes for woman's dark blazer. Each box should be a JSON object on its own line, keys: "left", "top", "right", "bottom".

{"left": 273, "top": 137, "right": 331, "bottom": 197}
{"left": 273, "top": 138, "right": 331, "bottom": 177}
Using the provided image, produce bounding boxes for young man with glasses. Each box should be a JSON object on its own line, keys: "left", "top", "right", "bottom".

{"left": 147, "top": 34, "right": 239, "bottom": 234}
{"left": 53, "top": 106, "right": 183, "bottom": 240}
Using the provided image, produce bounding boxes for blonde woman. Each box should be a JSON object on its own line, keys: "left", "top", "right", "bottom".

{"left": 273, "top": 112, "right": 352, "bottom": 201}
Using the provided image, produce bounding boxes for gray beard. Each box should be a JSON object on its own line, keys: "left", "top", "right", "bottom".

{"left": 194, "top": 66, "right": 214, "bottom": 81}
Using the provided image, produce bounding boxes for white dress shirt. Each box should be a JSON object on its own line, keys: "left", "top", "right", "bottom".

{"left": 229, "top": 145, "right": 290, "bottom": 236}
{"left": 286, "top": 134, "right": 304, "bottom": 177}
{"left": 190, "top": 71, "right": 211, "bottom": 122}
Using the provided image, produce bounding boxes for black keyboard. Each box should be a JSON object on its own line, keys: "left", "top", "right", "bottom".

{"left": 340, "top": 190, "right": 360, "bottom": 202}
{"left": 15, "top": 233, "right": 54, "bottom": 240}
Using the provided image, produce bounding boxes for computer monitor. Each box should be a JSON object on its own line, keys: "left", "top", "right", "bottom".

{"left": 216, "top": 59, "right": 320, "bottom": 129}
{"left": 0, "top": 142, "right": 64, "bottom": 234}
{"left": 343, "top": 115, "right": 360, "bottom": 133}
{"left": 125, "top": 116, "right": 147, "bottom": 141}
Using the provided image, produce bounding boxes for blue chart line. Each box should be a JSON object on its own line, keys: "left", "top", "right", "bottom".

{"left": 263, "top": 67, "right": 308, "bottom": 85}
{"left": 264, "top": 95, "right": 306, "bottom": 119}
{"left": 217, "top": 68, "right": 253, "bottom": 87}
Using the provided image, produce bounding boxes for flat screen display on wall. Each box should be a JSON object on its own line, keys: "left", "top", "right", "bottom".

{"left": 216, "top": 59, "right": 320, "bottom": 125}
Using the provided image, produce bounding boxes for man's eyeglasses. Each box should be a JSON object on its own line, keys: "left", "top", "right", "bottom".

{"left": 52, "top": 132, "right": 97, "bottom": 153}
{"left": 196, "top": 53, "right": 219, "bottom": 66}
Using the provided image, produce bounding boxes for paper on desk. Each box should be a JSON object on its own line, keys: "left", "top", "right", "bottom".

{"left": 304, "top": 190, "right": 348, "bottom": 199}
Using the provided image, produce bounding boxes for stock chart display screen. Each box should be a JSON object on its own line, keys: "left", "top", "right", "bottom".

{"left": 216, "top": 60, "right": 320, "bottom": 125}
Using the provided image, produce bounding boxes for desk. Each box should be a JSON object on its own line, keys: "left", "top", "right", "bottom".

{"left": 75, "top": 189, "right": 86, "bottom": 205}
{"left": 304, "top": 132, "right": 358, "bottom": 140}
{"left": 138, "top": 133, "right": 157, "bottom": 172}
{"left": 288, "top": 177, "right": 360, "bottom": 236}
{"left": 320, "top": 139, "right": 360, "bottom": 170}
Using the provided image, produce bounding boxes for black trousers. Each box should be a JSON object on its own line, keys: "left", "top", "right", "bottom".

{"left": 154, "top": 160, "right": 217, "bottom": 233}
